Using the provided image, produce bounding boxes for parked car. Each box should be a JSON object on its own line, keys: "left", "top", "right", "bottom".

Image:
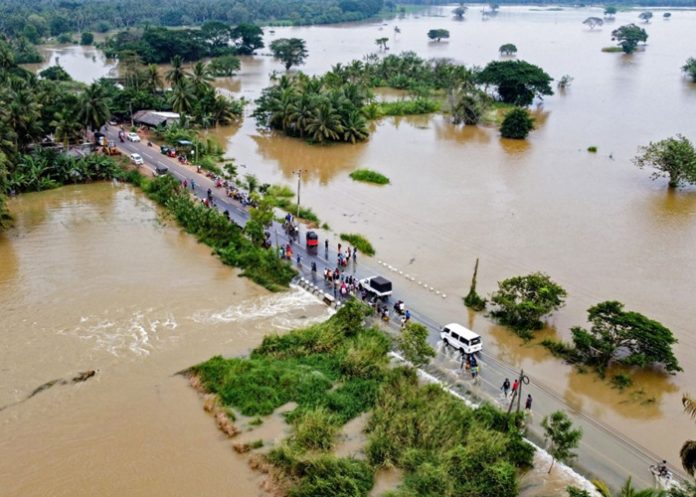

{"left": 440, "top": 323, "right": 482, "bottom": 355}
{"left": 359, "top": 276, "right": 392, "bottom": 299}
{"left": 127, "top": 132, "right": 141, "bottom": 142}
{"left": 129, "top": 153, "right": 144, "bottom": 166}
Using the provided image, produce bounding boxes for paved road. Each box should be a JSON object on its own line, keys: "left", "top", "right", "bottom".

{"left": 107, "top": 126, "right": 683, "bottom": 491}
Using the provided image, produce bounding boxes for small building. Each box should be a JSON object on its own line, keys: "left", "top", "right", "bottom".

{"left": 132, "top": 110, "right": 180, "bottom": 128}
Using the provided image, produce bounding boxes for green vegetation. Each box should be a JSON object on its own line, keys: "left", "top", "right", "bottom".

{"left": 0, "top": 0, "right": 385, "bottom": 40}
{"left": 489, "top": 272, "right": 567, "bottom": 338}
{"left": 271, "top": 38, "right": 309, "bottom": 71}
{"left": 587, "top": 146, "right": 598, "bottom": 153}
{"left": 611, "top": 24, "right": 648, "bottom": 54}
{"left": 208, "top": 55, "right": 241, "bottom": 77}
{"left": 136, "top": 174, "right": 295, "bottom": 290}
{"left": 499, "top": 43, "right": 517, "bottom": 56}
{"left": 463, "top": 258, "right": 486, "bottom": 311}
{"left": 541, "top": 301, "right": 682, "bottom": 376}
{"left": 500, "top": 107, "right": 535, "bottom": 139}
{"left": 583, "top": 17, "right": 604, "bottom": 30}
{"left": 397, "top": 322, "right": 435, "bottom": 367}
{"left": 39, "top": 65, "right": 71, "bottom": 81}
{"left": 450, "top": 89, "right": 489, "bottom": 125}
{"left": 601, "top": 46, "right": 624, "bottom": 53}
{"left": 477, "top": 60, "right": 553, "bottom": 107}
{"left": 80, "top": 31, "right": 94, "bottom": 45}
{"left": 193, "top": 300, "right": 533, "bottom": 497}
{"left": 349, "top": 169, "right": 390, "bottom": 185}
{"left": 541, "top": 410, "right": 582, "bottom": 473}
{"left": 367, "top": 98, "right": 440, "bottom": 117}
{"left": 453, "top": 5, "right": 467, "bottom": 19}
{"left": 638, "top": 11, "right": 653, "bottom": 23}
{"left": 682, "top": 395, "right": 696, "bottom": 477}
{"left": 604, "top": 6, "right": 617, "bottom": 18}
{"left": 633, "top": 134, "right": 696, "bottom": 188}
{"left": 683, "top": 57, "right": 696, "bottom": 83}
{"left": 427, "top": 29, "right": 450, "bottom": 42}
{"left": 339, "top": 233, "right": 375, "bottom": 256}
{"left": 610, "top": 373, "right": 633, "bottom": 391}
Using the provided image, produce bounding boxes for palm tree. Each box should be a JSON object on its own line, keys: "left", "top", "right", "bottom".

{"left": 170, "top": 79, "right": 195, "bottom": 116}
{"left": 287, "top": 93, "right": 315, "bottom": 138}
{"left": 77, "top": 83, "right": 111, "bottom": 132}
{"left": 2, "top": 86, "right": 43, "bottom": 151}
{"left": 617, "top": 477, "right": 664, "bottom": 497}
{"left": 306, "top": 99, "right": 342, "bottom": 143}
{"left": 165, "top": 55, "right": 188, "bottom": 86}
{"left": 145, "top": 64, "right": 163, "bottom": 92}
{"left": 211, "top": 95, "right": 242, "bottom": 126}
{"left": 681, "top": 393, "right": 696, "bottom": 477}
{"left": 340, "top": 110, "right": 368, "bottom": 144}
{"left": 51, "top": 110, "right": 83, "bottom": 150}
{"left": 190, "top": 62, "right": 213, "bottom": 92}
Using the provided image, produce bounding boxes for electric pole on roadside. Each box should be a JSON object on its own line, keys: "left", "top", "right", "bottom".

{"left": 292, "top": 169, "right": 308, "bottom": 219}
{"left": 508, "top": 369, "right": 530, "bottom": 414}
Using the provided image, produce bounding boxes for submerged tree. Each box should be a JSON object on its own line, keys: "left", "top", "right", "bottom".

{"left": 604, "top": 6, "right": 617, "bottom": 18}
{"left": 463, "top": 257, "right": 486, "bottom": 310}
{"left": 453, "top": 5, "right": 467, "bottom": 19}
{"left": 499, "top": 43, "right": 518, "bottom": 56}
{"left": 611, "top": 24, "right": 648, "bottom": 54}
{"left": 427, "top": 29, "right": 450, "bottom": 42}
{"left": 683, "top": 57, "right": 696, "bottom": 83}
{"left": 542, "top": 411, "right": 582, "bottom": 473}
{"left": 557, "top": 74, "right": 574, "bottom": 90}
{"left": 375, "top": 37, "right": 389, "bottom": 51}
{"left": 270, "top": 38, "right": 308, "bottom": 70}
{"left": 633, "top": 134, "right": 696, "bottom": 188}
{"left": 477, "top": 60, "right": 553, "bottom": 106}
{"left": 638, "top": 11, "right": 653, "bottom": 23}
{"left": 500, "top": 107, "right": 535, "bottom": 140}
{"left": 583, "top": 17, "right": 604, "bottom": 30}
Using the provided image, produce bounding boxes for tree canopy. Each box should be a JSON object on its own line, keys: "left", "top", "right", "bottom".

{"left": 477, "top": 60, "right": 553, "bottom": 106}
{"left": 427, "top": 29, "right": 450, "bottom": 42}
{"left": 583, "top": 17, "right": 604, "bottom": 30}
{"left": 611, "top": 24, "right": 648, "bottom": 54}
{"left": 270, "top": 38, "right": 308, "bottom": 71}
{"left": 683, "top": 57, "right": 696, "bottom": 83}
{"left": 604, "top": 6, "right": 617, "bottom": 17}
{"left": 638, "top": 11, "right": 653, "bottom": 23}
{"left": 499, "top": 43, "right": 517, "bottom": 56}
{"left": 633, "top": 134, "right": 696, "bottom": 188}
{"left": 542, "top": 411, "right": 582, "bottom": 473}
{"left": 398, "top": 322, "right": 436, "bottom": 367}
{"left": 453, "top": 5, "right": 467, "bottom": 18}
{"left": 569, "top": 301, "right": 682, "bottom": 374}
{"left": 500, "top": 107, "right": 534, "bottom": 139}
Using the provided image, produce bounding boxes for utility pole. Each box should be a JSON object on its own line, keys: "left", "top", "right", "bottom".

{"left": 292, "top": 169, "right": 308, "bottom": 219}
{"left": 507, "top": 369, "right": 530, "bottom": 414}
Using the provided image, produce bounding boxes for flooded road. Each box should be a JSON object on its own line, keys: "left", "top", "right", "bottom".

{"left": 0, "top": 184, "right": 332, "bottom": 496}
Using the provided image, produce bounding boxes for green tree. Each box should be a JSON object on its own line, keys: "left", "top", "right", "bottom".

{"left": 170, "top": 79, "right": 195, "bottom": 116}
{"left": 490, "top": 272, "right": 567, "bottom": 337}
{"left": 244, "top": 173, "right": 259, "bottom": 194}
{"left": 638, "top": 11, "right": 653, "bottom": 23}
{"left": 246, "top": 194, "right": 274, "bottom": 245}
{"left": 427, "top": 29, "right": 450, "bottom": 42}
{"left": 583, "top": 17, "right": 604, "bottom": 30}
{"left": 375, "top": 37, "right": 389, "bottom": 51}
{"left": 450, "top": 90, "right": 486, "bottom": 126}
{"left": 499, "top": 43, "right": 517, "bottom": 56}
{"left": 570, "top": 301, "right": 682, "bottom": 374}
{"left": 165, "top": 55, "right": 188, "bottom": 85}
{"left": 541, "top": 411, "right": 582, "bottom": 473}
{"left": 398, "top": 322, "right": 436, "bottom": 367}
{"left": 145, "top": 64, "right": 163, "bottom": 92}
{"left": 51, "top": 110, "right": 83, "bottom": 150}
{"left": 453, "top": 5, "right": 467, "bottom": 19}
{"left": 0, "top": 195, "right": 11, "bottom": 231}
{"left": 270, "top": 38, "right": 308, "bottom": 71}
{"left": 500, "top": 107, "right": 534, "bottom": 139}
{"left": 633, "top": 134, "right": 696, "bottom": 188}
{"left": 682, "top": 394, "right": 696, "bottom": 477}
{"left": 611, "top": 24, "right": 648, "bottom": 54}
{"left": 682, "top": 57, "right": 696, "bottom": 83}
{"left": 477, "top": 60, "right": 553, "bottom": 106}
{"left": 209, "top": 55, "right": 241, "bottom": 77}
{"left": 306, "top": 100, "right": 343, "bottom": 143}
{"left": 80, "top": 32, "right": 94, "bottom": 45}
{"left": 77, "top": 83, "right": 111, "bottom": 131}
{"left": 463, "top": 257, "right": 486, "bottom": 310}
{"left": 616, "top": 478, "right": 664, "bottom": 497}
{"left": 191, "top": 62, "right": 213, "bottom": 93}
{"left": 39, "top": 65, "right": 71, "bottom": 81}
{"left": 604, "top": 6, "right": 617, "bottom": 18}
{"left": 231, "top": 23, "right": 264, "bottom": 55}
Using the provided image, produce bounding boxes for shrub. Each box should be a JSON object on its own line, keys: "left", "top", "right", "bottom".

{"left": 349, "top": 169, "right": 390, "bottom": 185}
{"left": 587, "top": 146, "right": 598, "bottom": 153}
{"left": 500, "top": 107, "right": 534, "bottom": 139}
{"left": 290, "top": 456, "right": 374, "bottom": 497}
{"left": 292, "top": 407, "right": 340, "bottom": 451}
{"left": 610, "top": 373, "right": 633, "bottom": 391}
{"left": 339, "top": 233, "right": 375, "bottom": 256}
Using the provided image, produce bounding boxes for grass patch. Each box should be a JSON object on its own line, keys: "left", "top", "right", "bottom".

{"left": 193, "top": 298, "right": 534, "bottom": 497}
{"left": 601, "top": 46, "right": 623, "bottom": 53}
{"left": 349, "top": 169, "right": 390, "bottom": 185}
{"left": 365, "top": 98, "right": 441, "bottom": 119}
{"left": 339, "top": 233, "right": 375, "bottom": 256}
{"left": 481, "top": 101, "right": 516, "bottom": 126}
{"left": 248, "top": 439, "right": 264, "bottom": 449}
{"left": 133, "top": 174, "right": 296, "bottom": 291}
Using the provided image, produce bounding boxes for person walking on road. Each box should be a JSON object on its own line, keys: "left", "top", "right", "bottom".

{"left": 512, "top": 379, "right": 519, "bottom": 397}
{"left": 353, "top": 247, "right": 358, "bottom": 263}
{"left": 191, "top": 180, "right": 195, "bottom": 191}
{"left": 525, "top": 394, "right": 533, "bottom": 411}
{"left": 324, "top": 239, "right": 329, "bottom": 252}
{"left": 296, "top": 254, "right": 301, "bottom": 266}
{"left": 501, "top": 378, "right": 511, "bottom": 398}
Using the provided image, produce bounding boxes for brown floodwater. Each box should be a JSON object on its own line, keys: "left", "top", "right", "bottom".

{"left": 15, "top": 3, "right": 696, "bottom": 484}
{"left": 0, "top": 184, "right": 333, "bottom": 496}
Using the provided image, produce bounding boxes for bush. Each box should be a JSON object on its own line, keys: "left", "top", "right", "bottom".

{"left": 80, "top": 32, "right": 94, "bottom": 45}
{"left": 489, "top": 272, "right": 567, "bottom": 338}
{"left": 290, "top": 456, "right": 374, "bottom": 497}
{"left": 500, "top": 107, "right": 534, "bottom": 139}
{"left": 587, "top": 146, "right": 598, "bottom": 153}
{"left": 369, "top": 98, "right": 441, "bottom": 117}
{"left": 339, "top": 233, "right": 375, "bottom": 256}
{"left": 349, "top": 169, "right": 390, "bottom": 185}
{"left": 292, "top": 407, "right": 341, "bottom": 451}
{"left": 610, "top": 373, "right": 633, "bottom": 391}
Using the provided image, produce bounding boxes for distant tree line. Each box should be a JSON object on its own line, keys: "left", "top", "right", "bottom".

{"left": 0, "top": 0, "right": 384, "bottom": 42}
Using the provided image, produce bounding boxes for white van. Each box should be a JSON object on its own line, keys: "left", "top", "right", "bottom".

{"left": 440, "top": 323, "right": 482, "bottom": 355}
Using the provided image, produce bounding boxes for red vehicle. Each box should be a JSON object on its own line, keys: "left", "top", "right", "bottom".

{"left": 306, "top": 230, "right": 318, "bottom": 248}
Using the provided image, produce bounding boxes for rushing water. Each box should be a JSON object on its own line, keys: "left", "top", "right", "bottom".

{"left": 0, "top": 184, "right": 333, "bottom": 496}
{"left": 15, "top": 3, "right": 696, "bottom": 484}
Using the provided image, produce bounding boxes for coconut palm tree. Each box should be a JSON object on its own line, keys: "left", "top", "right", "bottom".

{"left": 616, "top": 478, "right": 664, "bottom": 497}
{"left": 77, "top": 83, "right": 111, "bottom": 132}
{"left": 306, "top": 99, "right": 342, "bottom": 143}
{"left": 288, "top": 93, "right": 315, "bottom": 138}
{"left": 340, "top": 110, "right": 368, "bottom": 144}
{"left": 165, "top": 55, "right": 188, "bottom": 86}
{"left": 170, "top": 79, "right": 195, "bottom": 116}
{"left": 51, "top": 110, "right": 83, "bottom": 150}
{"left": 190, "top": 62, "right": 213, "bottom": 92}
{"left": 145, "top": 64, "right": 163, "bottom": 92}
{"left": 2, "top": 85, "right": 43, "bottom": 150}
{"left": 682, "top": 393, "right": 696, "bottom": 477}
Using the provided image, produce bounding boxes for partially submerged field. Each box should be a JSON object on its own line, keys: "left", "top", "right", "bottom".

{"left": 191, "top": 300, "right": 534, "bottom": 497}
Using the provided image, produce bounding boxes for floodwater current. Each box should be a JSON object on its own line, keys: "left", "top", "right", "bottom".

{"left": 15, "top": 3, "right": 696, "bottom": 490}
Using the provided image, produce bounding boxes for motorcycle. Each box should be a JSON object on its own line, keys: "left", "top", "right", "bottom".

{"left": 393, "top": 300, "right": 406, "bottom": 315}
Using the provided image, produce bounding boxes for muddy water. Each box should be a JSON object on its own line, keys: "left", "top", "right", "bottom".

{"left": 207, "top": 7, "right": 696, "bottom": 470}
{"left": 23, "top": 44, "right": 119, "bottom": 83}
{"left": 0, "top": 184, "right": 332, "bottom": 496}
